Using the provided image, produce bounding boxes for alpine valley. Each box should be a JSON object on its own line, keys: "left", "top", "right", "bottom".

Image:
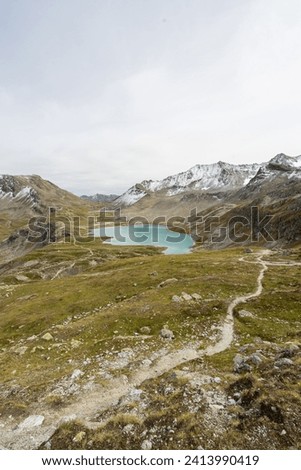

{"left": 0, "top": 153, "right": 301, "bottom": 451}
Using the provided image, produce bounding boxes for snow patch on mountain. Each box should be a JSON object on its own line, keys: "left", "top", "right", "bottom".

{"left": 0, "top": 176, "right": 38, "bottom": 207}
{"left": 116, "top": 161, "right": 260, "bottom": 206}
{"left": 268, "top": 153, "right": 301, "bottom": 171}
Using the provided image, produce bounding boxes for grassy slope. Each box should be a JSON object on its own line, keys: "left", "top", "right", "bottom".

{"left": 0, "top": 241, "right": 300, "bottom": 449}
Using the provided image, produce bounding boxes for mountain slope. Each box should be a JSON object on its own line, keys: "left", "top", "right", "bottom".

{"left": 114, "top": 161, "right": 261, "bottom": 207}
{"left": 0, "top": 174, "right": 93, "bottom": 260}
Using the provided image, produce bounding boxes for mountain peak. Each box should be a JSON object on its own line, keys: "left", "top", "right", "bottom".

{"left": 115, "top": 160, "right": 261, "bottom": 206}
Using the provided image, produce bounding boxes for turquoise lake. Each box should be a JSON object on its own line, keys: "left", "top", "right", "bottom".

{"left": 93, "top": 224, "right": 194, "bottom": 255}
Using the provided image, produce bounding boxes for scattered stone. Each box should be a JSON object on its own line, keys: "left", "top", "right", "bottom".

{"left": 15, "top": 274, "right": 30, "bottom": 282}
{"left": 150, "top": 271, "right": 158, "bottom": 277}
{"left": 141, "top": 359, "right": 152, "bottom": 367}
{"left": 71, "top": 369, "right": 83, "bottom": 380}
{"left": 24, "top": 260, "right": 39, "bottom": 268}
{"left": 18, "top": 415, "right": 44, "bottom": 430}
{"left": 160, "top": 328, "right": 175, "bottom": 340}
{"left": 139, "top": 326, "right": 151, "bottom": 335}
{"left": 280, "top": 429, "right": 287, "bottom": 436}
{"left": 233, "top": 354, "right": 252, "bottom": 373}
{"left": 278, "top": 343, "right": 300, "bottom": 358}
{"left": 17, "top": 294, "right": 37, "bottom": 301}
{"left": 213, "top": 377, "right": 221, "bottom": 384}
{"left": 129, "top": 389, "right": 143, "bottom": 400}
{"left": 14, "top": 346, "right": 28, "bottom": 355}
{"left": 238, "top": 310, "right": 254, "bottom": 318}
{"left": 123, "top": 424, "right": 135, "bottom": 434}
{"left": 141, "top": 439, "right": 152, "bottom": 450}
{"left": 228, "top": 399, "right": 236, "bottom": 406}
{"left": 248, "top": 353, "right": 263, "bottom": 365}
{"left": 41, "top": 333, "right": 54, "bottom": 341}
{"left": 133, "top": 283, "right": 137, "bottom": 287}
{"left": 71, "top": 339, "right": 82, "bottom": 349}
{"left": 274, "top": 358, "right": 293, "bottom": 368}
{"left": 191, "top": 293, "right": 202, "bottom": 301}
{"left": 171, "top": 295, "right": 182, "bottom": 303}
{"left": 89, "top": 260, "right": 98, "bottom": 267}
{"left": 73, "top": 431, "right": 86, "bottom": 443}
{"left": 181, "top": 292, "right": 192, "bottom": 301}
{"left": 27, "top": 335, "right": 38, "bottom": 341}
{"left": 158, "top": 278, "right": 178, "bottom": 288}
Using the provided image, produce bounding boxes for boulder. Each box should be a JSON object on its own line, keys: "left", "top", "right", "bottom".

{"left": 158, "top": 278, "right": 178, "bottom": 288}
{"left": 141, "top": 439, "right": 152, "bottom": 450}
{"left": 41, "top": 333, "right": 54, "bottom": 341}
{"left": 160, "top": 328, "right": 175, "bottom": 340}
{"left": 233, "top": 354, "right": 252, "bottom": 373}
{"left": 238, "top": 310, "right": 254, "bottom": 318}
{"left": 274, "top": 358, "right": 293, "bottom": 368}
{"left": 181, "top": 292, "right": 193, "bottom": 301}
{"left": 192, "top": 293, "right": 202, "bottom": 301}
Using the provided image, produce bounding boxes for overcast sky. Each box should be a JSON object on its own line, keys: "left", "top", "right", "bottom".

{"left": 0, "top": 0, "right": 301, "bottom": 195}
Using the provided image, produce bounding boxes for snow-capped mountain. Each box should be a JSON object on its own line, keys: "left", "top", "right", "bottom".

{"left": 115, "top": 161, "right": 261, "bottom": 206}
{"left": 240, "top": 153, "right": 301, "bottom": 193}
{"left": 0, "top": 175, "right": 40, "bottom": 209}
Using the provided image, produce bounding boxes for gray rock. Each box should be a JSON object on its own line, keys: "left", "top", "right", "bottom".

{"left": 14, "top": 346, "right": 28, "bottom": 355}
{"left": 158, "top": 278, "right": 178, "bottom": 288}
{"left": 15, "top": 274, "right": 30, "bottom": 282}
{"left": 71, "top": 369, "right": 83, "bottom": 380}
{"left": 150, "top": 271, "right": 158, "bottom": 277}
{"left": 141, "top": 439, "right": 152, "bottom": 450}
{"left": 181, "top": 292, "right": 192, "bottom": 301}
{"left": 274, "top": 358, "right": 293, "bottom": 368}
{"left": 228, "top": 399, "right": 236, "bottom": 406}
{"left": 123, "top": 424, "right": 135, "bottom": 434}
{"left": 18, "top": 415, "right": 45, "bottom": 430}
{"left": 233, "top": 354, "right": 252, "bottom": 373}
{"left": 192, "top": 293, "right": 202, "bottom": 301}
{"left": 248, "top": 353, "right": 263, "bottom": 365}
{"left": 245, "top": 248, "right": 253, "bottom": 253}
{"left": 279, "top": 343, "right": 300, "bottom": 358}
{"left": 41, "top": 333, "right": 54, "bottom": 341}
{"left": 24, "top": 260, "right": 39, "bottom": 268}
{"left": 160, "top": 328, "right": 175, "bottom": 340}
{"left": 238, "top": 310, "right": 254, "bottom": 318}
{"left": 171, "top": 295, "right": 182, "bottom": 302}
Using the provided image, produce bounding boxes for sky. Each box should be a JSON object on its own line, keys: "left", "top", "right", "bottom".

{"left": 0, "top": 0, "right": 301, "bottom": 195}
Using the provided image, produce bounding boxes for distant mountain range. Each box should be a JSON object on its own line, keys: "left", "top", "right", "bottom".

{"left": 1, "top": 153, "right": 301, "bottom": 251}
{"left": 81, "top": 193, "right": 119, "bottom": 202}
{"left": 114, "top": 154, "right": 301, "bottom": 207}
